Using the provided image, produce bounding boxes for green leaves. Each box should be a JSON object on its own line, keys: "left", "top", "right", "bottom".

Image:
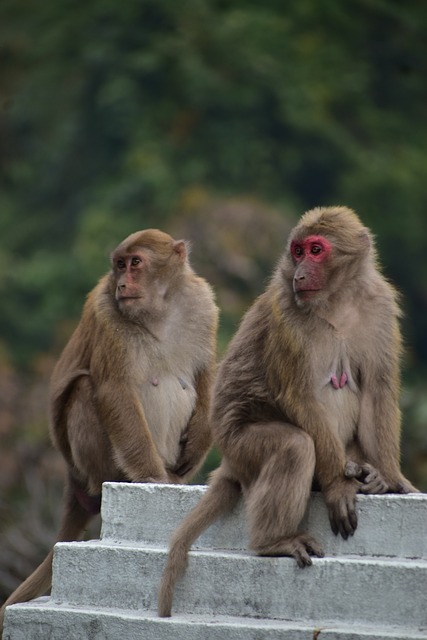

{"left": 0, "top": 0, "right": 426, "bottom": 366}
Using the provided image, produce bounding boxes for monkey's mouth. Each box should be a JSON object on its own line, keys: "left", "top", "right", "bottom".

{"left": 117, "top": 295, "right": 143, "bottom": 302}
{"left": 294, "top": 288, "right": 321, "bottom": 295}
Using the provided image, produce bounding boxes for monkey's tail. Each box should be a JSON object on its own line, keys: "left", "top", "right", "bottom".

{"left": 0, "top": 474, "right": 94, "bottom": 633}
{"left": 158, "top": 466, "right": 241, "bottom": 618}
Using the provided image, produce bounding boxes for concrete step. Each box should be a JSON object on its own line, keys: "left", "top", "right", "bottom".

{"left": 4, "top": 599, "right": 426, "bottom": 640}
{"left": 45, "top": 541, "right": 427, "bottom": 629}
{"left": 4, "top": 484, "right": 427, "bottom": 640}
{"left": 100, "top": 482, "right": 427, "bottom": 560}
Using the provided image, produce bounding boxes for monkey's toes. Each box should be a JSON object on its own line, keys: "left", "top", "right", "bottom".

{"left": 292, "top": 534, "right": 324, "bottom": 567}
{"left": 294, "top": 549, "right": 312, "bottom": 568}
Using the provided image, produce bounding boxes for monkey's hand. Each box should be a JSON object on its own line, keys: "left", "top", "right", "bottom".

{"left": 323, "top": 477, "right": 359, "bottom": 539}
{"left": 166, "top": 432, "right": 196, "bottom": 479}
{"left": 344, "top": 462, "right": 419, "bottom": 495}
{"left": 344, "top": 461, "right": 388, "bottom": 494}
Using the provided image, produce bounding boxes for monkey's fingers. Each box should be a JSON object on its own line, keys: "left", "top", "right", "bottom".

{"left": 301, "top": 534, "right": 325, "bottom": 559}
{"left": 358, "top": 475, "right": 388, "bottom": 494}
{"left": 334, "top": 514, "right": 354, "bottom": 540}
{"left": 294, "top": 548, "right": 313, "bottom": 568}
{"left": 358, "top": 463, "right": 380, "bottom": 482}
{"left": 345, "top": 462, "right": 376, "bottom": 483}
{"left": 328, "top": 495, "right": 358, "bottom": 539}
{"left": 345, "top": 463, "right": 388, "bottom": 495}
{"left": 353, "top": 464, "right": 389, "bottom": 494}
{"left": 329, "top": 511, "right": 350, "bottom": 539}
{"left": 325, "top": 477, "right": 359, "bottom": 539}
{"left": 362, "top": 469, "right": 378, "bottom": 484}
{"left": 344, "top": 461, "right": 362, "bottom": 479}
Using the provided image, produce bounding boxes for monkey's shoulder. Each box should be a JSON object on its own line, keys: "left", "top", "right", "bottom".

{"left": 185, "top": 271, "right": 218, "bottom": 305}
{"left": 179, "top": 275, "right": 219, "bottom": 327}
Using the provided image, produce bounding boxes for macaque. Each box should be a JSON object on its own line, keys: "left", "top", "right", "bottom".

{"left": 158, "top": 206, "right": 418, "bottom": 617}
{"left": 1, "top": 229, "right": 218, "bottom": 628}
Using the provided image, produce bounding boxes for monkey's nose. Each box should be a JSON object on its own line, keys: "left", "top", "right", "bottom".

{"left": 118, "top": 284, "right": 126, "bottom": 291}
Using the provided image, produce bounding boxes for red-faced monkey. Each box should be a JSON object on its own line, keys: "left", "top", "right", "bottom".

{"left": 158, "top": 206, "right": 418, "bottom": 617}
{"left": 1, "top": 229, "right": 218, "bottom": 628}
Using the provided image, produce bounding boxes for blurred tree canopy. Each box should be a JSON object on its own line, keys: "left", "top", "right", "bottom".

{"left": 1, "top": 0, "right": 427, "bottom": 597}
{"left": 1, "top": 0, "right": 427, "bottom": 368}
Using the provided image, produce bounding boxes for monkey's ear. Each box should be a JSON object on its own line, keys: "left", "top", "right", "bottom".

{"left": 341, "top": 229, "right": 371, "bottom": 256}
{"left": 173, "top": 240, "right": 188, "bottom": 260}
{"left": 359, "top": 230, "right": 371, "bottom": 253}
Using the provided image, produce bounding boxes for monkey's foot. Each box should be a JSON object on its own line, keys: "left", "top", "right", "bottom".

{"left": 254, "top": 533, "right": 324, "bottom": 568}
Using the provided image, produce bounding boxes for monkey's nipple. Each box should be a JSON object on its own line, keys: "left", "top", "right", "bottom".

{"left": 331, "top": 373, "right": 348, "bottom": 389}
{"left": 178, "top": 377, "right": 187, "bottom": 390}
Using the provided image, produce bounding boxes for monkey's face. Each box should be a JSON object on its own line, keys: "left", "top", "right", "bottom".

{"left": 114, "top": 253, "right": 146, "bottom": 301}
{"left": 111, "top": 250, "right": 169, "bottom": 321}
{"left": 290, "top": 234, "right": 333, "bottom": 308}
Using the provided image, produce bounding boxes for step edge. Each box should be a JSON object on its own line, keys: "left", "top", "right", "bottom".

{"left": 52, "top": 540, "right": 427, "bottom": 567}
{"left": 5, "top": 599, "right": 426, "bottom": 639}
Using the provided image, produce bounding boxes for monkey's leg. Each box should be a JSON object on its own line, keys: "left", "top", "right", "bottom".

{"left": 243, "top": 422, "right": 324, "bottom": 567}
{"left": 65, "top": 375, "right": 124, "bottom": 494}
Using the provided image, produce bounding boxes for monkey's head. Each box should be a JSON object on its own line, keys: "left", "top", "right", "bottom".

{"left": 110, "top": 229, "right": 189, "bottom": 321}
{"left": 282, "top": 206, "right": 373, "bottom": 310}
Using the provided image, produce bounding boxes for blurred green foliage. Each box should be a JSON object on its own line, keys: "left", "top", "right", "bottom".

{"left": 1, "top": 0, "right": 427, "bottom": 370}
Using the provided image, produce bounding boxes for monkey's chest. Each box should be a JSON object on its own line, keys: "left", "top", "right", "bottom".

{"left": 139, "top": 372, "right": 197, "bottom": 466}
{"left": 316, "top": 343, "right": 360, "bottom": 445}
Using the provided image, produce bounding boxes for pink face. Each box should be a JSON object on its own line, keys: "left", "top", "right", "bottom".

{"left": 113, "top": 252, "right": 147, "bottom": 301}
{"left": 290, "top": 235, "right": 332, "bottom": 300}
{"left": 290, "top": 235, "right": 332, "bottom": 263}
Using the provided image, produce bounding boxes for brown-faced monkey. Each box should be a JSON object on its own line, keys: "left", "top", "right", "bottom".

{"left": 0, "top": 229, "right": 218, "bottom": 629}
{"left": 158, "top": 206, "right": 418, "bottom": 617}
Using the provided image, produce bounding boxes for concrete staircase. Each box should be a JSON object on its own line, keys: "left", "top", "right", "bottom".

{"left": 4, "top": 483, "right": 427, "bottom": 639}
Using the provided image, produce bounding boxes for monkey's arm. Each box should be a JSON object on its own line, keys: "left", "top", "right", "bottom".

{"left": 357, "top": 364, "right": 418, "bottom": 493}
{"left": 48, "top": 316, "right": 93, "bottom": 463}
{"left": 313, "top": 429, "right": 359, "bottom": 538}
{"left": 95, "top": 377, "right": 169, "bottom": 482}
{"left": 356, "top": 310, "right": 418, "bottom": 493}
{"left": 292, "top": 401, "right": 359, "bottom": 538}
{"left": 168, "top": 366, "right": 214, "bottom": 481}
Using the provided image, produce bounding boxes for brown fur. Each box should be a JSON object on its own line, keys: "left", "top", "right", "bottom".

{"left": 158, "top": 206, "right": 418, "bottom": 617}
{"left": 1, "top": 229, "right": 218, "bottom": 630}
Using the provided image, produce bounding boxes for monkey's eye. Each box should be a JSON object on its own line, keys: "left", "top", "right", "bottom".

{"left": 116, "top": 259, "right": 126, "bottom": 270}
{"left": 293, "top": 245, "right": 303, "bottom": 257}
{"left": 131, "top": 257, "right": 142, "bottom": 267}
{"left": 311, "top": 244, "right": 322, "bottom": 255}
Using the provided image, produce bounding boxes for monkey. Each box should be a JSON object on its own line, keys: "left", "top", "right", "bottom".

{"left": 0, "top": 229, "right": 218, "bottom": 630}
{"left": 158, "top": 206, "right": 418, "bottom": 617}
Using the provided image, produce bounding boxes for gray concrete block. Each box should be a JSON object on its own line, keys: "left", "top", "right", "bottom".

{"left": 101, "top": 483, "right": 427, "bottom": 560}
{"left": 101, "top": 482, "right": 249, "bottom": 550}
{"left": 49, "top": 541, "right": 427, "bottom": 629}
{"left": 4, "top": 600, "right": 426, "bottom": 640}
{"left": 4, "top": 484, "right": 427, "bottom": 639}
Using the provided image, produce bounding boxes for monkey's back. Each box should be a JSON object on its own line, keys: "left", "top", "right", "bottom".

{"left": 211, "top": 291, "right": 283, "bottom": 448}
